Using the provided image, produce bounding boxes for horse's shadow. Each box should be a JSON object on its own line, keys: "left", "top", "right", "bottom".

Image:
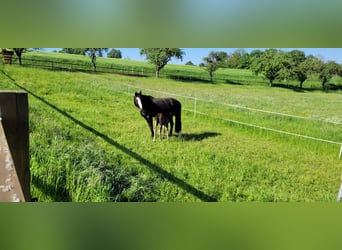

{"left": 181, "top": 132, "right": 221, "bottom": 141}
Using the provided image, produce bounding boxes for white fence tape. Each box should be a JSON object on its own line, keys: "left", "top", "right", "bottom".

{"left": 188, "top": 109, "right": 341, "bottom": 145}
{"left": 125, "top": 84, "right": 341, "bottom": 125}
{"left": 83, "top": 75, "right": 342, "bottom": 154}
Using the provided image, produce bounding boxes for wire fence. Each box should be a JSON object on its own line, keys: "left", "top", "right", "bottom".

{"left": 93, "top": 77, "right": 341, "bottom": 157}
{"left": 0, "top": 54, "right": 288, "bottom": 85}
{"left": 1, "top": 55, "right": 220, "bottom": 82}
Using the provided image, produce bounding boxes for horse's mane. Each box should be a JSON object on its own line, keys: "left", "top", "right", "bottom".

{"left": 140, "top": 93, "right": 154, "bottom": 103}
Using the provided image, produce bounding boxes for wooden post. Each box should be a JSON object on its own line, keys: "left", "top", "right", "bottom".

{"left": 339, "top": 144, "right": 342, "bottom": 159}
{"left": 0, "top": 91, "right": 30, "bottom": 201}
{"left": 1, "top": 49, "right": 14, "bottom": 64}
{"left": 0, "top": 119, "right": 25, "bottom": 201}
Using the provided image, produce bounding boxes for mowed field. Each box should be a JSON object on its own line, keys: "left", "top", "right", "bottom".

{"left": 0, "top": 62, "right": 341, "bottom": 202}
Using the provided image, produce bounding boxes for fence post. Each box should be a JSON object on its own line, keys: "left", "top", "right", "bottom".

{"left": 0, "top": 119, "right": 25, "bottom": 201}
{"left": 194, "top": 96, "right": 197, "bottom": 118}
{"left": 337, "top": 174, "right": 342, "bottom": 202}
{"left": 339, "top": 144, "right": 342, "bottom": 159}
{"left": 0, "top": 91, "right": 30, "bottom": 201}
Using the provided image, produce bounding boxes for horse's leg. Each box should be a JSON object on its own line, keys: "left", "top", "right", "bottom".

{"left": 159, "top": 121, "right": 163, "bottom": 141}
{"left": 174, "top": 106, "right": 182, "bottom": 137}
{"left": 165, "top": 125, "right": 169, "bottom": 140}
{"left": 153, "top": 118, "right": 158, "bottom": 142}
{"left": 144, "top": 115, "right": 155, "bottom": 140}
{"left": 169, "top": 116, "right": 174, "bottom": 137}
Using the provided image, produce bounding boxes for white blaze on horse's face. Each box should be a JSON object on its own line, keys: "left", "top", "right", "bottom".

{"left": 136, "top": 96, "right": 143, "bottom": 110}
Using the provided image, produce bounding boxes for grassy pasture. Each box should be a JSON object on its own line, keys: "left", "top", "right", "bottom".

{"left": 0, "top": 62, "right": 341, "bottom": 202}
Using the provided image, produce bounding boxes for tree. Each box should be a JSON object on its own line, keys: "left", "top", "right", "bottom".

{"left": 337, "top": 64, "right": 342, "bottom": 77}
{"left": 60, "top": 48, "right": 87, "bottom": 55}
{"left": 60, "top": 48, "right": 108, "bottom": 71}
{"left": 286, "top": 50, "right": 307, "bottom": 88}
{"left": 84, "top": 48, "right": 108, "bottom": 72}
{"left": 248, "top": 49, "right": 264, "bottom": 70}
{"left": 140, "top": 48, "right": 184, "bottom": 78}
{"left": 2, "top": 48, "right": 38, "bottom": 66}
{"left": 185, "top": 61, "right": 195, "bottom": 66}
{"left": 295, "top": 60, "right": 311, "bottom": 89}
{"left": 288, "top": 50, "right": 306, "bottom": 66}
{"left": 226, "top": 49, "right": 249, "bottom": 69}
{"left": 201, "top": 51, "right": 228, "bottom": 82}
{"left": 238, "top": 53, "right": 251, "bottom": 69}
{"left": 338, "top": 64, "right": 342, "bottom": 78}
{"left": 318, "top": 60, "right": 340, "bottom": 90}
{"left": 107, "top": 49, "right": 122, "bottom": 59}
{"left": 13, "top": 48, "right": 26, "bottom": 66}
{"left": 292, "top": 54, "right": 321, "bottom": 88}
{"left": 250, "top": 49, "right": 290, "bottom": 87}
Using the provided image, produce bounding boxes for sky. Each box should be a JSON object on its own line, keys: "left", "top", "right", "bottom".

{"left": 44, "top": 48, "right": 342, "bottom": 66}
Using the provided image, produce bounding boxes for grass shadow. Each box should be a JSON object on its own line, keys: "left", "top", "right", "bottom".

{"left": 115, "top": 72, "right": 149, "bottom": 78}
{"left": 2, "top": 70, "right": 217, "bottom": 202}
{"left": 225, "top": 79, "right": 243, "bottom": 85}
{"left": 31, "top": 175, "right": 72, "bottom": 202}
{"left": 167, "top": 74, "right": 213, "bottom": 84}
{"left": 272, "top": 83, "right": 314, "bottom": 93}
{"left": 327, "top": 83, "right": 342, "bottom": 91}
{"left": 182, "top": 132, "right": 221, "bottom": 141}
{"left": 272, "top": 83, "right": 342, "bottom": 92}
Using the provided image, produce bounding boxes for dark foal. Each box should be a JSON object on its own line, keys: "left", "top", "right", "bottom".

{"left": 154, "top": 112, "right": 173, "bottom": 141}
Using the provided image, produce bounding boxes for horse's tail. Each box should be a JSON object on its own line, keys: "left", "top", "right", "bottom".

{"left": 175, "top": 102, "right": 182, "bottom": 134}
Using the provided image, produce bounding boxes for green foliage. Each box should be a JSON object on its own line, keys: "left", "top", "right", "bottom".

{"left": 60, "top": 48, "right": 87, "bottom": 55}
{"left": 60, "top": 48, "right": 109, "bottom": 72}
{"left": 250, "top": 49, "right": 292, "bottom": 87}
{"left": 201, "top": 51, "right": 228, "bottom": 82}
{"left": 319, "top": 60, "right": 340, "bottom": 89}
{"left": 226, "top": 49, "right": 250, "bottom": 69}
{"left": 84, "top": 48, "right": 109, "bottom": 72}
{"left": 140, "top": 48, "right": 184, "bottom": 78}
{"left": 107, "top": 49, "right": 122, "bottom": 59}
{"left": 185, "top": 61, "right": 195, "bottom": 66}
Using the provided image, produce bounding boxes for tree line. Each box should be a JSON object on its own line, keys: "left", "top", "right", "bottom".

{"left": 2, "top": 48, "right": 341, "bottom": 89}
{"left": 117, "top": 48, "right": 342, "bottom": 89}
{"left": 199, "top": 49, "right": 342, "bottom": 89}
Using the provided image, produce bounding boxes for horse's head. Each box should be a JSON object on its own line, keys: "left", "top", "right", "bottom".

{"left": 134, "top": 91, "right": 143, "bottom": 110}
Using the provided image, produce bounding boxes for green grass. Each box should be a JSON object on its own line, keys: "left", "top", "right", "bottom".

{"left": 0, "top": 62, "right": 341, "bottom": 202}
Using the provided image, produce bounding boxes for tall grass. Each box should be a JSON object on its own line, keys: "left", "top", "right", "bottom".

{"left": 0, "top": 63, "right": 341, "bottom": 202}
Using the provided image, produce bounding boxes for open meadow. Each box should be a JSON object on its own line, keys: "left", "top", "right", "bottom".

{"left": 0, "top": 54, "right": 341, "bottom": 201}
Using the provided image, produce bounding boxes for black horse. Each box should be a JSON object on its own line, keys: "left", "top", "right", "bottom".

{"left": 134, "top": 91, "right": 182, "bottom": 139}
